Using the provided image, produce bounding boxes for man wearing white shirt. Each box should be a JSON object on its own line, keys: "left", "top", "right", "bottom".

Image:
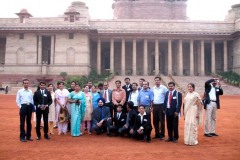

{"left": 128, "top": 82, "right": 139, "bottom": 112}
{"left": 152, "top": 76, "right": 168, "bottom": 140}
{"left": 132, "top": 105, "right": 152, "bottom": 143}
{"left": 16, "top": 79, "right": 34, "bottom": 142}
{"left": 204, "top": 78, "right": 223, "bottom": 137}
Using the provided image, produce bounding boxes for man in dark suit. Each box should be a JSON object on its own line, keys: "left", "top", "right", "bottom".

{"left": 122, "top": 77, "right": 133, "bottom": 113}
{"left": 132, "top": 105, "right": 152, "bottom": 143}
{"left": 100, "top": 81, "right": 113, "bottom": 117}
{"left": 92, "top": 98, "right": 112, "bottom": 135}
{"left": 204, "top": 78, "right": 223, "bottom": 137}
{"left": 33, "top": 82, "right": 53, "bottom": 140}
{"left": 163, "top": 82, "right": 182, "bottom": 143}
{"left": 118, "top": 101, "right": 137, "bottom": 137}
{"left": 109, "top": 104, "right": 127, "bottom": 136}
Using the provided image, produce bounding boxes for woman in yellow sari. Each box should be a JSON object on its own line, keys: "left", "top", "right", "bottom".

{"left": 184, "top": 83, "right": 203, "bottom": 146}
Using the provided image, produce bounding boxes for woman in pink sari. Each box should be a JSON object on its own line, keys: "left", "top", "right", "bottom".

{"left": 184, "top": 83, "right": 203, "bottom": 146}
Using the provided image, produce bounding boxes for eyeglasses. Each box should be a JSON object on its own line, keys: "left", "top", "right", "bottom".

{"left": 23, "top": 83, "right": 29, "bottom": 84}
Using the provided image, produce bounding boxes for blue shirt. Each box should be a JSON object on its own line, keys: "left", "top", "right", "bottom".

{"left": 92, "top": 92, "right": 101, "bottom": 110}
{"left": 137, "top": 89, "right": 154, "bottom": 106}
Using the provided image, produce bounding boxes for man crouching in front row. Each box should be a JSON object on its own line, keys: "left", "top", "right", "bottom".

{"left": 131, "top": 105, "right": 152, "bottom": 143}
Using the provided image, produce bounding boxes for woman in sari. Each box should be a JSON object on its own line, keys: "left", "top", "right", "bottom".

{"left": 47, "top": 84, "right": 55, "bottom": 135}
{"left": 68, "top": 84, "right": 86, "bottom": 136}
{"left": 81, "top": 85, "right": 93, "bottom": 134}
{"left": 55, "top": 81, "right": 70, "bottom": 135}
{"left": 184, "top": 83, "right": 203, "bottom": 146}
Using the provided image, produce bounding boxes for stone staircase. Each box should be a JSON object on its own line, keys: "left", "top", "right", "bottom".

{"left": 108, "top": 76, "right": 240, "bottom": 95}
{"left": 1, "top": 74, "right": 239, "bottom": 95}
{"left": 0, "top": 74, "right": 63, "bottom": 94}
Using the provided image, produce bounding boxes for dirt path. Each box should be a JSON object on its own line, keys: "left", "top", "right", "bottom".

{"left": 0, "top": 95, "right": 239, "bottom": 160}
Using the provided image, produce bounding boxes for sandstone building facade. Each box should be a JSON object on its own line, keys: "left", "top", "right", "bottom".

{"left": 0, "top": 0, "right": 239, "bottom": 76}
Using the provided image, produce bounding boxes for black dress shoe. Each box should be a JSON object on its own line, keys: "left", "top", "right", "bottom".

{"left": 159, "top": 136, "right": 165, "bottom": 140}
{"left": 210, "top": 133, "right": 219, "bottom": 136}
{"left": 20, "top": 139, "right": 27, "bottom": 142}
{"left": 36, "top": 136, "right": 41, "bottom": 140}
{"left": 165, "top": 138, "right": 173, "bottom": 142}
{"left": 173, "top": 139, "right": 178, "bottom": 143}
{"left": 204, "top": 134, "right": 212, "bottom": 137}
{"left": 153, "top": 135, "right": 160, "bottom": 139}
{"left": 44, "top": 136, "right": 50, "bottom": 140}
{"left": 26, "top": 137, "right": 33, "bottom": 141}
{"left": 146, "top": 136, "right": 151, "bottom": 143}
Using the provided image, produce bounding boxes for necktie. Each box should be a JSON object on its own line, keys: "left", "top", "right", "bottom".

{"left": 104, "top": 90, "right": 107, "bottom": 101}
{"left": 168, "top": 91, "right": 172, "bottom": 108}
{"left": 117, "top": 113, "right": 120, "bottom": 119}
{"left": 41, "top": 90, "right": 44, "bottom": 105}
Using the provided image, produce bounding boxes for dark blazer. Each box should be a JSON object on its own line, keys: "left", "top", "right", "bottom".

{"left": 92, "top": 106, "right": 111, "bottom": 125}
{"left": 33, "top": 89, "right": 52, "bottom": 113}
{"left": 133, "top": 113, "right": 152, "bottom": 131}
{"left": 113, "top": 112, "right": 127, "bottom": 128}
{"left": 204, "top": 79, "right": 223, "bottom": 109}
{"left": 100, "top": 89, "right": 112, "bottom": 103}
{"left": 122, "top": 84, "right": 133, "bottom": 101}
{"left": 127, "top": 109, "right": 137, "bottom": 129}
{"left": 163, "top": 90, "right": 182, "bottom": 116}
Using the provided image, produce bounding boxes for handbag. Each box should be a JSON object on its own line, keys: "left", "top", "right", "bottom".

{"left": 59, "top": 107, "right": 70, "bottom": 123}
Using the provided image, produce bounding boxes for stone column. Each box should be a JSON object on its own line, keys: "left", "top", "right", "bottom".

{"left": 121, "top": 38, "right": 125, "bottom": 75}
{"left": 190, "top": 39, "right": 194, "bottom": 76}
{"left": 110, "top": 38, "right": 114, "bottom": 74}
{"left": 132, "top": 39, "right": 137, "bottom": 76}
{"left": 168, "top": 39, "right": 172, "bottom": 75}
{"left": 200, "top": 40, "right": 205, "bottom": 76}
{"left": 178, "top": 40, "right": 183, "bottom": 76}
{"left": 143, "top": 39, "right": 148, "bottom": 75}
{"left": 50, "top": 36, "right": 54, "bottom": 64}
{"left": 224, "top": 40, "right": 228, "bottom": 72}
{"left": 155, "top": 39, "right": 159, "bottom": 75}
{"left": 38, "top": 36, "right": 42, "bottom": 64}
{"left": 97, "top": 38, "right": 101, "bottom": 74}
{"left": 211, "top": 40, "right": 216, "bottom": 74}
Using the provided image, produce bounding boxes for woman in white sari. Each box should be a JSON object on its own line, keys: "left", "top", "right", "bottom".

{"left": 184, "top": 83, "right": 203, "bottom": 146}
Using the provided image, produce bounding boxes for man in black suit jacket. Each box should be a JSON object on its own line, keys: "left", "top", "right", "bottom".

{"left": 163, "top": 82, "right": 182, "bottom": 143}
{"left": 92, "top": 98, "right": 112, "bottom": 135}
{"left": 33, "top": 82, "right": 52, "bottom": 140}
{"left": 109, "top": 104, "right": 127, "bottom": 136}
{"left": 132, "top": 105, "right": 152, "bottom": 143}
{"left": 118, "top": 101, "right": 137, "bottom": 136}
{"left": 122, "top": 77, "right": 133, "bottom": 113}
{"left": 204, "top": 78, "right": 223, "bottom": 137}
{"left": 118, "top": 101, "right": 137, "bottom": 137}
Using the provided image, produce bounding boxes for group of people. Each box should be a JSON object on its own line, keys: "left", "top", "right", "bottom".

{"left": 16, "top": 76, "right": 223, "bottom": 145}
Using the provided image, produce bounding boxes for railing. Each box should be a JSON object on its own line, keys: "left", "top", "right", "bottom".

{"left": 168, "top": 74, "right": 187, "bottom": 94}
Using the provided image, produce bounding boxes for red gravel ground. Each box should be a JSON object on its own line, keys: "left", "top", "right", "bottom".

{"left": 0, "top": 95, "right": 239, "bottom": 160}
